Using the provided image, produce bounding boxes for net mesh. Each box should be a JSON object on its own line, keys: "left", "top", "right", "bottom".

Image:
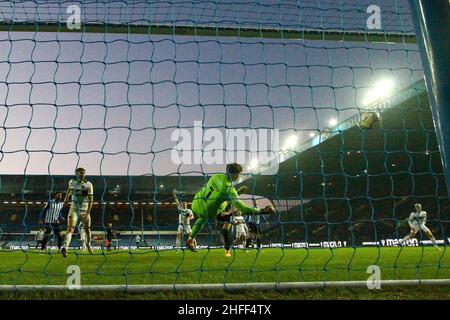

{"left": 0, "top": 0, "right": 448, "bottom": 288}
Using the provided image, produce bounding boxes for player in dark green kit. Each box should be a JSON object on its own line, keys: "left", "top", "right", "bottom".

{"left": 186, "top": 163, "right": 275, "bottom": 253}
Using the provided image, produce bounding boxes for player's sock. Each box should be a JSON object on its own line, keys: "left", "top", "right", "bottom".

{"left": 176, "top": 236, "right": 181, "bottom": 248}
{"left": 85, "top": 229, "right": 92, "bottom": 247}
{"left": 255, "top": 234, "right": 261, "bottom": 249}
{"left": 430, "top": 237, "right": 438, "bottom": 247}
{"left": 57, "top": 233, "right": 63, "bottom": 249}
{"left": 222, "top": 228, "right": 232, "bottom": 251}
{"left": 400, "top": 235, "right": 411, "bottom": 244}
{"left": 190, "top": 218, "right": 205, "bottom": 239}
{"left": 41, "top": 235, "right": 49, "bottom": 250}
{"left": 64, "top": 232, "right": 73, "bottom": 249}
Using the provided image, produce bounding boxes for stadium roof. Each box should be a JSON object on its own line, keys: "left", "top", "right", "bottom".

{"left": 0, "top": 80, "right": 448, "bottom": 205}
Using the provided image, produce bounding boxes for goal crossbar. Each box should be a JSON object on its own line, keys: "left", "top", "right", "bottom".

{"left": 0, "top": 22, "right": 417, "bottom": 43}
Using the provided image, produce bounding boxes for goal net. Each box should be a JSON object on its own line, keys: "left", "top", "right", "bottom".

{"left": 0, "top": 0, "right": 448, "bottom": 290}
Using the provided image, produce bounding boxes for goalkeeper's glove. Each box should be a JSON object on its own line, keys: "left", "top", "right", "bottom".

{"left": 236, "top": 186, "right": 248, "bottom": 194}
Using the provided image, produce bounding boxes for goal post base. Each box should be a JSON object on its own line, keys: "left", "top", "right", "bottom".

{"left": 1, "top": 279, "right": 449, "bottom": 292}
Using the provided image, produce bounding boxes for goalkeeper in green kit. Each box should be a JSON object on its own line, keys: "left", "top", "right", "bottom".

{"left": 186, "top": 163, "right": 276, "bottom": 253}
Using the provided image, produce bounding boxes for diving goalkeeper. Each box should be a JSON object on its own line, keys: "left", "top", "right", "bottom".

{"left": 186, "top": 163, "right": 275, "bottom": 252}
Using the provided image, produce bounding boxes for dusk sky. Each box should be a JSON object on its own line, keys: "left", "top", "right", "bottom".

{"left": 0, "top": 0, "right": 423, "bottom": 176}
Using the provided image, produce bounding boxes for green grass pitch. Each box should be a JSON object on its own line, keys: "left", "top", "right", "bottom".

{"left": 0, "top": 246, "right": 448, "bottom": 287}
{"left": 0, "top": 247, "right": 450, "bottom": 299}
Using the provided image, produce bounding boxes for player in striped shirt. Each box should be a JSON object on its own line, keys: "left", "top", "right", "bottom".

{"left": 61, "top": 167, "right": 94, "bottom": 257}
{"left": 245, "top": 198, "right": 268, "bottom": 249}
{"left": 39, "top": 191, "right": 65, "bottom": 251}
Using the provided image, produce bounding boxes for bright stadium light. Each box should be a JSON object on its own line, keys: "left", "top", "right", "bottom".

{"left": 328, "top": 118, "right": 338, "bottom": 127}
{"left": 363, "top": 78, "right": 395, "bottom": 105}
{"left": 283, "top": 134, "right": 298, "bottom": 151}
{"left": 375, "top": 78, "right": 395, "bottom": 92}
{"left": 248, "top": 158, "right": 259, "bottom": 171}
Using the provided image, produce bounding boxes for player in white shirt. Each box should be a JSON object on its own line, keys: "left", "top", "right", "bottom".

{"left": 173, "top": 189, "right": 194, "bottom": 249}
{"left": 135, "top": 234, "right": 141, "bottom": 247}
{"left": 35, "top": 229, "right": 45, "bottom": 250}
{"left": 399, "top": 203, "right": 440, "bottom": 249}
{"left": 233, "top": 213, "right": 248, "bottom": 247}
{"left": 61, "top": 167, "right": 94, "bottom": 257}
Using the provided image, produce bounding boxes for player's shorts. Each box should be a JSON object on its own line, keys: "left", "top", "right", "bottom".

{"left": 68, "top": 207, "right": 91, "bottom": 228}
{"left": 216, "top": 212, "right": 232, "bottom": 223}
{"left": 410, "top": 223, "right": 430, "bottom": 233}
{"left": 236, "top": 228, "right": 247, "bottom": 239}
{"left": 44, "top": 223, "right": 61, "bottom": 235}
{"left": 177, "top": 224, "right": 192, "bottom": 235}
{"left": 247, "top": 222, "right": 259, "bottom": 235}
